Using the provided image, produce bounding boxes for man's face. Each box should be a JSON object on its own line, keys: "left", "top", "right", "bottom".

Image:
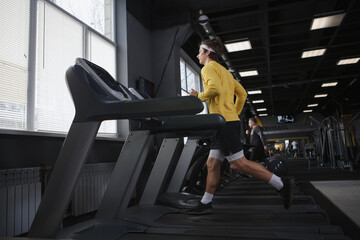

{"left": 249, "top": 120, "right": 255, "bottom": 128}
{"left": 197, "top": 48, "right": 208, "bottom": 65}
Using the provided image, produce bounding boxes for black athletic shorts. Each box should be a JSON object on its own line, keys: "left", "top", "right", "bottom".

{"left": 250, "top": 145, "right": 266, "bottom": 161}
{"left": 210, "top": 121, "right": 243, "bottom": 156}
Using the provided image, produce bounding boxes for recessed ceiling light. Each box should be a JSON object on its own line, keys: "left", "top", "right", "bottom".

{"left": 252, "top": 100, "right": 264, "bottom": 104}
{"left": 321, "top": 82, "right": 338, "bottom": 87}
{"left": 259, "top": 114, "right": 268, "bottom": 116}
{"left": 307, "top": 104, "right": 318, "bottom": 107}
{"left": 225, "top": 40, "right": 252, "bottom": 52}
{"left": 311, "top": 13, "right": 345, "bottom": 30}
{"left": 337, "top": 57, "right": 360, "bottom": 65}
{"left": 314, "top": 94, "right": 328, "bottom": 98}
{"left": 248, "top": 90, "right": 262, "bottom": 95}
{"left": 240, "top": 70, "right": 258, "bottom": 77}
{"left": 303, "top": 109, "right": 313, "bottom": 113}
{"left": 301, "top": 48, "right": 326, "bottom": 58}
{"left": 257, "top": 108, "right": 267, "bottom": 112}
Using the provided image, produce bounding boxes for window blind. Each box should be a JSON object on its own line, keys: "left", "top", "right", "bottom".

{"left": 88, "top": 31, "right": 117, "bottom": 134}
{"left": 35, "top": 0, "right": 83, "bottom": 132}
{"left": 0, "top": 0, "right": 30, "bottom": 130}
{"left": 49, "top": 0, "right": 110, "bottom": 39}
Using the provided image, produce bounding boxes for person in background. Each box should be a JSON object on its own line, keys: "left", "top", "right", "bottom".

{"left": 248, "top": 117, "right": 268, "bottom": 161}
{"left": 291, "top": 140, "right": 298, "bottom": 158}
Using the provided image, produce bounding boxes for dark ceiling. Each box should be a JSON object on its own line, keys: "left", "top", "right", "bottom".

{"left": 178, "top": 0, "right": 360, "bottom": 117}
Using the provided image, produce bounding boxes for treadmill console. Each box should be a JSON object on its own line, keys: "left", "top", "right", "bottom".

{"left": 75, "top": 58, "right": 134, "bottom": 101}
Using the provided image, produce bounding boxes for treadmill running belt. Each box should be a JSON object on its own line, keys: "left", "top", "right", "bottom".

{"left": 155, "top": 211, "right": 329, "bottom": 227}
{"left": 120, "top": 233, "right": 288, "bottom": 240}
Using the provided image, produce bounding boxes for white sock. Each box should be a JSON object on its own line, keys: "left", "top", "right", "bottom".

{"left": 200, "top": 192, "right": 214, "bottom": 204}
{"left": 268, "top": 174, "right": 284, "bottom": 191}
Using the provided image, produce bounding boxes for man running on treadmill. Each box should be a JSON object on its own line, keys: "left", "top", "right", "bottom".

{"left": 248, "top": 117, "right": 267, "bottom": 161}
{"left": 186, "top": 37, "right": 294, "bottom": 215}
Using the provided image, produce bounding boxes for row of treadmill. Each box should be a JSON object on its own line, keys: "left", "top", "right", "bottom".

{"left": 23, "top": 59, "right": 351, "bottom": 240}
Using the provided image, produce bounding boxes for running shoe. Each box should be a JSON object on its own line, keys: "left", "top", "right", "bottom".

{"left": 184, "top": 202, "right": 213, "bottom": 215}
{"left": 279, "top": 177, "right": 295, "bottom": 209}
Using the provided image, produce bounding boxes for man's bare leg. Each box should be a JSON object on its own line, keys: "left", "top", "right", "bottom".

{"left": 229, "top": 155, "right": 294, "bottom": 209}
{"left": 205, "top": 157, "right": 222, "bottom": 194}
{"left": 185, "top": 156, "right": 222, "bottom": 214}
{"left": 186, "top": 151, "right": 294, "bottom": 214}
{"left": 229, "top": 156, "right": 272, "bottom": 182}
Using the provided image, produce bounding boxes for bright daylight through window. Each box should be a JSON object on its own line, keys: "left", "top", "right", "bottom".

{"left": 49, "top": 0, "right": 113, "bottom": 39}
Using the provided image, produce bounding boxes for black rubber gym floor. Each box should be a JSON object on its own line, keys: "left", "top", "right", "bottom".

{"left": 287, "top": 158, "right": 360, "bottom": 240}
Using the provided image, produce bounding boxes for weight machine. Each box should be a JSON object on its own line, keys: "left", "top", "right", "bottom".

{"left": 309, "top": 114, "right": 359, "bottom": 171}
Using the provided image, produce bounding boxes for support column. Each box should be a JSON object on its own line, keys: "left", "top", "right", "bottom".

{"left": 167, "top": 139, "right": 198, "bottom": 193}
{"left": 96, "top": 131, "right": 152, "bottom": 219}
{"left": 140, "top": 138, "right": 181, "bottom": 205}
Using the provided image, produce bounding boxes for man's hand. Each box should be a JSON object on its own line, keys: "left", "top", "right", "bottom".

{"left": 246, "top": 130, "right": 250, "bottom": 135}
{"left": 190, "top": 89, "right": 198, "bottom": 97}
{"left": 264, "top": 146, "right": 268, "bottom": 151}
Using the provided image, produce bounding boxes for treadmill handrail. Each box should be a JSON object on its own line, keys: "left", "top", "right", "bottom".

{"left": 150, "top": 114, "right": 225, "bottom": 133}
{"left": 127, "top": 87, "right": 226, "bottom": 133}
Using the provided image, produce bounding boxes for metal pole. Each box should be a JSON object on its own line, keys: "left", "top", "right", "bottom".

{"left": 344, "top": 123, "right": 355, "bottom": 171}
{"left": 321, "top": 128, "right": 327, "bottom": 166}
{"left": 331, "top": 117, "right": 344, "bottom": 162}
{"left": 326, "top": 119, "right": 336, "bottom": 169}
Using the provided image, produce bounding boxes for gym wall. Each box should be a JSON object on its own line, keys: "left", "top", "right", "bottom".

{"left": 0, "top": 133, "right": 122, "bottom": 169}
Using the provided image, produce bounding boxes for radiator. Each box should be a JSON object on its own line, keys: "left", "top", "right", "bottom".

{"left": 0, "top": 163, "right": 115, "bottom": 237}
{"left": 72, "top": 163, "right": 115, "bottom": 216}
{"left": 0, "top": 167, "right": 41, "bottom": 237}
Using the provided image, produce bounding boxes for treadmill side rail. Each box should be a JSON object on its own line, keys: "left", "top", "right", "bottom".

{"left": 139, "top": 138, "right": 182, "bottom": 206}
{"left": 96, "top": 130, "right": 152, "bottom": 219}
{"left": 167, "top": 139, "right": 198, "bottom": 193}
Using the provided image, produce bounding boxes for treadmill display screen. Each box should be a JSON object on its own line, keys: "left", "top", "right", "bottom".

{"left": 84, "top": 59, "right": 129, "bottom": 96}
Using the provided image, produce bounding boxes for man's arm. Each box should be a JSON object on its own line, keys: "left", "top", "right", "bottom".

{"left": 234, "top": 80, "right": 247, "bottom": 114}
{"left": 254, "top": 125, "right": 267, "bottom": 148}
{"left": 198, "top": 67, "right": 220, "bottom": 102}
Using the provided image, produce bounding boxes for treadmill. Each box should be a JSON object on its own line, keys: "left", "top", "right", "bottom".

{"left": 27, "top": 59, "right": 349, "bottom": 240}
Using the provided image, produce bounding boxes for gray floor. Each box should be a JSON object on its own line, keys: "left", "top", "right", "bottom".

{"left": 311, "top": 180, "right": 360, "bottom": 227}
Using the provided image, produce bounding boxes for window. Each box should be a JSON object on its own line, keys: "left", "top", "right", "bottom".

{"left": 180, "top": 58, "right": 201, "bottom": 96}
{"left": 88, "top": 31, "right": 117, "bottom": 133}
{"left": 36, "top": 0, "right": 116, "bottom": 134}
{"left": 48, "top": 0, "right": 113, "bottom": 40}
{"left": 0, "top": 0, "right": 117, "bottom": 135}
{"left": 35, "top": 1, "right": 82, "bottom": 132}
{"left": 180, "top": 57, "right": 208, "bottom": 115}
{"left": 0, "top": 0, "right": 30, "bottom": 130}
